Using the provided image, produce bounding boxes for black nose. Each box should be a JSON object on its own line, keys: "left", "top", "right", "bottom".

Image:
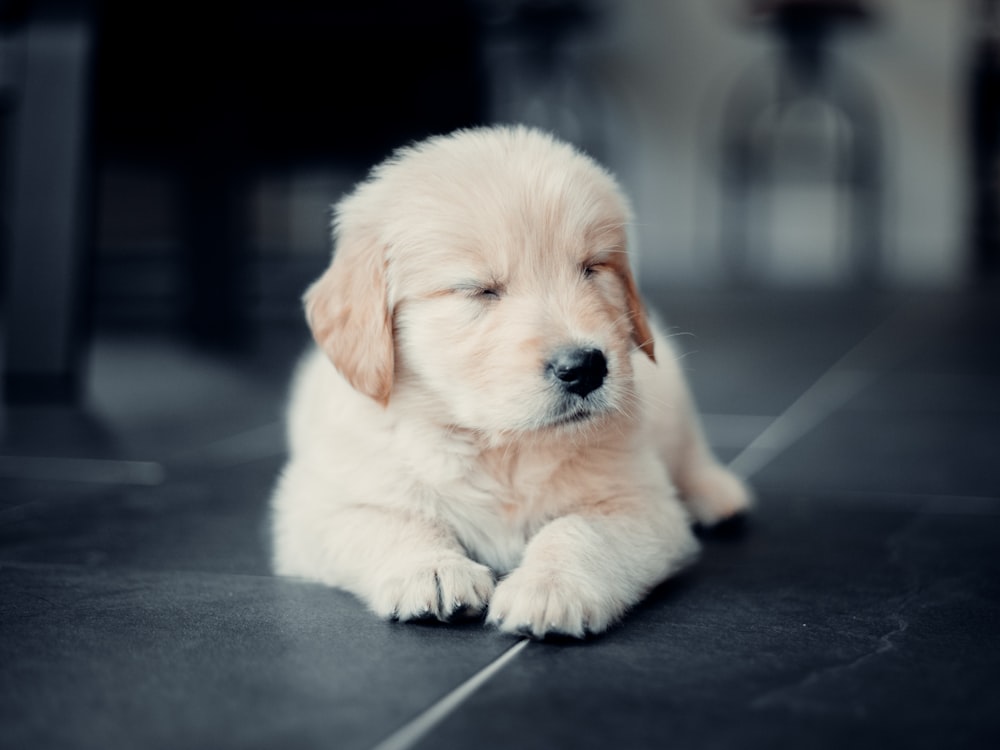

{"left": 548, "top": 348, "right": 608, "bottom": 397}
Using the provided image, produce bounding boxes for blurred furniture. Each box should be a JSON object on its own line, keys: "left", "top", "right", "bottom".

{"left": 968, "top": 0, "right": 1000, "bottom": 282}
{"left": 2, "top": 1, "right": 486, "bottom": 404}
{"left": 2, "top": 0, "right": 95, "bottom": 402}
{"left": 719, "top": 0, "right": 881, "bottom": 285}
{"left": 480, "top": 0, "right": 608, "bottom": 159}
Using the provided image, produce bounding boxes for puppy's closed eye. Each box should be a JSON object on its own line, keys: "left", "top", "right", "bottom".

{"left": 453, "top": 283, "right": 504, "bottom": 302}
{"left": 580, "top": 249, "right": 620, "bottom": 281}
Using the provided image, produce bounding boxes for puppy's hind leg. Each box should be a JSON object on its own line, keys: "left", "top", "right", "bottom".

{"left": 677, "top": 451, "right": 753, "bottom": 527}
{"left": 647, "top": 339, "right": 753, "bottom": 527}
{"left": 271, "top": 465, "right": 495, "bottom": 622}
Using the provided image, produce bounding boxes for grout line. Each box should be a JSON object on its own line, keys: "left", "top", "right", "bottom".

{"left": 700, "top": 413, "right": 780, "bottom": 449}
{"left": 0, "top": 455, "right": 165, "bottom": 486}
{"left": 0, "top": 558, "right": 279, "bottom": 580}
{"left": 726, "top": 307, "right": 918, "bottom": 480}
{"left": 726, "top": 369, "right": 874, "bottom": 479}
{"left": 369, "top": 639, "right": 530, "bottom": 750}
{"left": 170, "top": 421, "right": 286, "bottom": 468}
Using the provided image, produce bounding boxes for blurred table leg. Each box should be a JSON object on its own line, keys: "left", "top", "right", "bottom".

{"left": 3, "top": 2, "right": 94, "bottom": 403}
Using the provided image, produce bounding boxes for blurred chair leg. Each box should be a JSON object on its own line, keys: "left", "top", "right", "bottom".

{"left": 718, "top": 65, "right": 773, "bottom": 286}
{"left": 718, "top": 59, "right": 882, "bottom": 287}
{"left": 3, "top": 4, "right": 94, "bottom": 403}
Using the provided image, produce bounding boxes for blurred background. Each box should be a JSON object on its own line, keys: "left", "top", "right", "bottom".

{"left": 0, "top": 0, "right": 997, "bottom": 400}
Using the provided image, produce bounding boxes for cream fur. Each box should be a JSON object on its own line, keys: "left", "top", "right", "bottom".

{"left": 271, "top": 126, "right": 751, "bottom": 638}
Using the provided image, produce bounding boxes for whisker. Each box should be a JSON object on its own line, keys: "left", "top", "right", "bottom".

{"left": 661, "top": 329, "right": 696, "bottom": 341}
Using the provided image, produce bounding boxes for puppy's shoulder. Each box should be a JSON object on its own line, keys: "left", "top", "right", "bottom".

{"left": 286, "top": 347, "right": 390, "bottom": 459}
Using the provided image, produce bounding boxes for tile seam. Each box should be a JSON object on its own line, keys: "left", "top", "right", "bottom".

{"left": 726, "top": 307, "right": 916, "bottom": 480}
{"left": 368, "top": 638, "right": 530, "bottom": 750}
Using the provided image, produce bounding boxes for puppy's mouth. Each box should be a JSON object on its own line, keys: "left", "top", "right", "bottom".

{"left": 551, "top": 409, "right": 592, "bottom": 426}
{"left": 545, "top": 401, "right": 605, "bottom": 428}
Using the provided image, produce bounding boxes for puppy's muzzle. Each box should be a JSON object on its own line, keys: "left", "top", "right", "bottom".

{"left": 547, "top": 347, "right": 608, "bottom": 397}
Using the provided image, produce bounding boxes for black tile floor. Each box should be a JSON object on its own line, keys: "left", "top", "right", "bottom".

{"left": 2, "top": 290, "right": 999, "bottom": 750}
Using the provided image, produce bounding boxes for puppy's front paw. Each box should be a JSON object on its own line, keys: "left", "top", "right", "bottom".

{"left": 487, "top": 567, "right": 622, "bottom": 639}
{"left": 369, "top": 556, "right": 495, "bottom": 623}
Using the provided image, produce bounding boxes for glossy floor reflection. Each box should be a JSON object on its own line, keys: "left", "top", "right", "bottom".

{"left": 2, "top": 291, "right": 998, "bottom": 750}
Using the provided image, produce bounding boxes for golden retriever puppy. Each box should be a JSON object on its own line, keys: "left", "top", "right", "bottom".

{"left": 271, "top": 126, "right": 750, "bottom": 638}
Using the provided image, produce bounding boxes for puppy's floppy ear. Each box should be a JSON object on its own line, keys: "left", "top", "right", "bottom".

{"left": 609, "top": 255, "right": 655, "bottom": 363}
{"left": 304, "top": 225, "right": 394, "bottom": 405}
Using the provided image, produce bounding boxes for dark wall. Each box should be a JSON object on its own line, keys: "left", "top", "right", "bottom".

{"left": 93, "top": 1, "right": 488, "bottom": 166}
{"left": 87, "top": 1, "right": 489, "bottom": 341}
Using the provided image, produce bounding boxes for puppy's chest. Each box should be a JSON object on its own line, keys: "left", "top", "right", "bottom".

{"left": 421, "top": 450, "right": 554, "bottom": 521}
{"left": 410, "top": 444, "right": 565, "bottom": 572}
{"left": 400, "top": 428, "right": 559, "bottom": 514}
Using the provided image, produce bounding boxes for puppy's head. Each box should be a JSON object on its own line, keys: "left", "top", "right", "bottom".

{"left": 305, "top": 126, "right": 653, "bottom": 438}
